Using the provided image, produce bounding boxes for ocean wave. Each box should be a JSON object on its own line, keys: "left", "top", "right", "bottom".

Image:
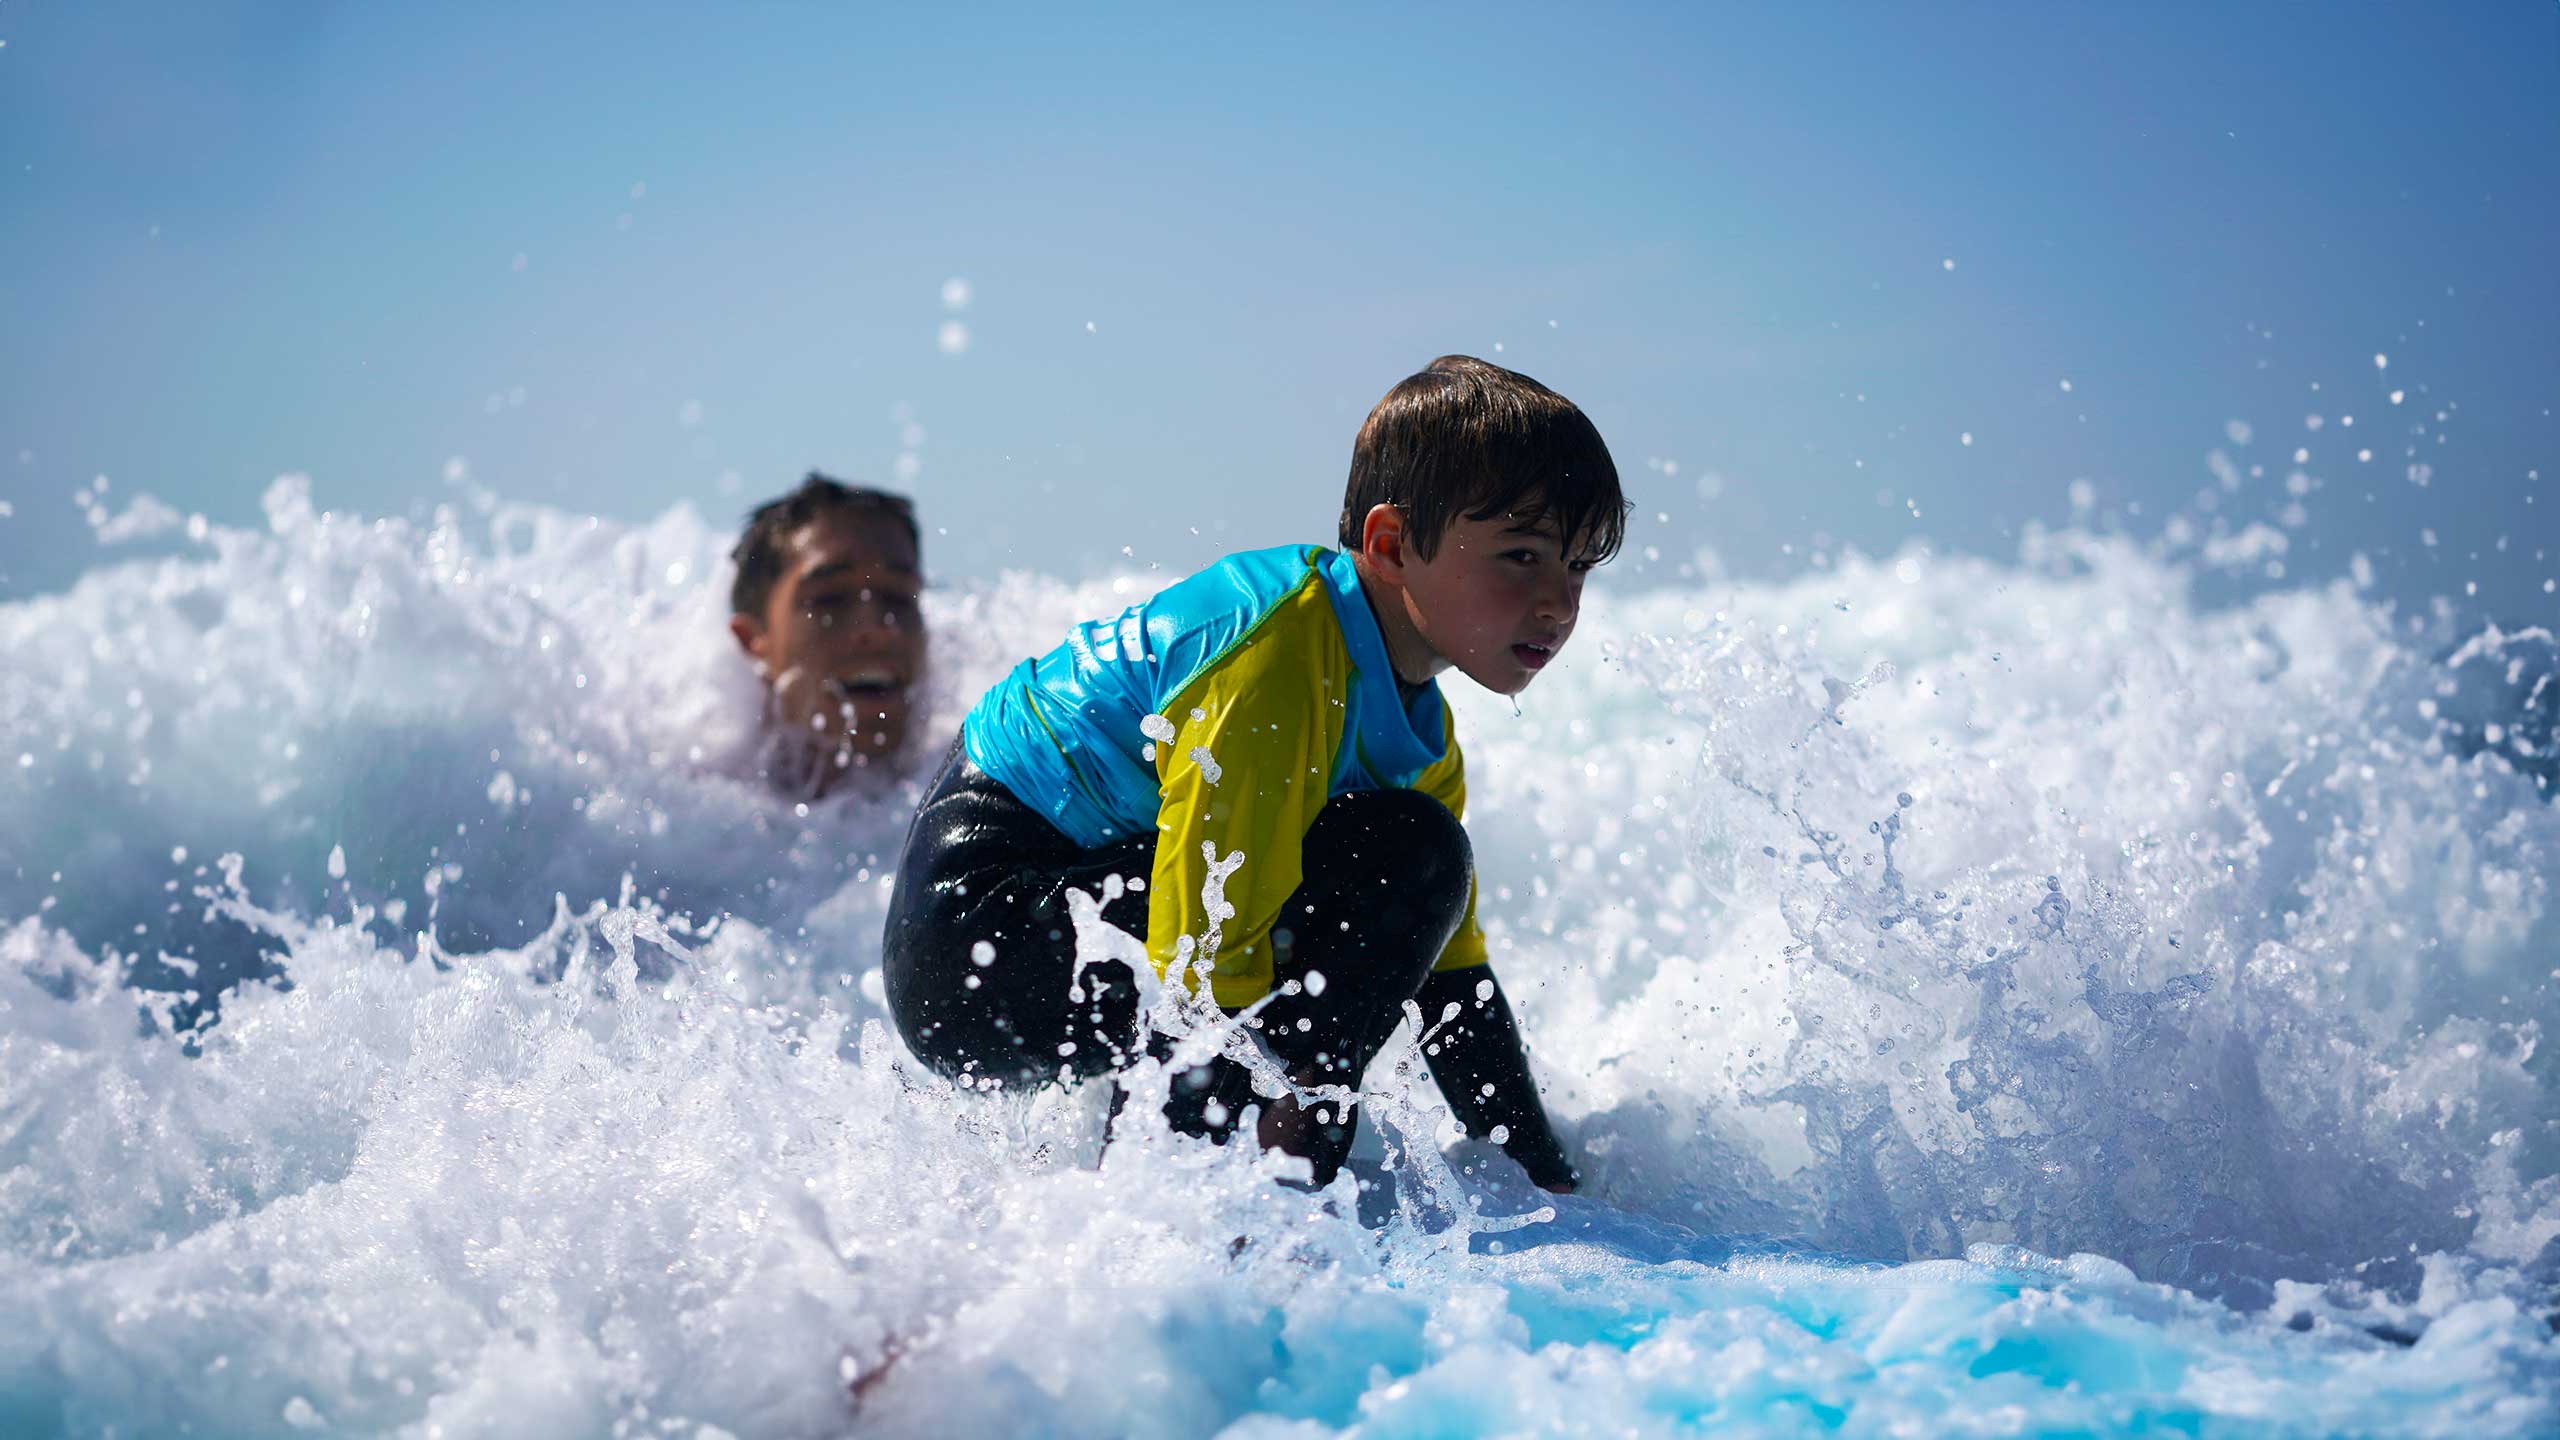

{"left": 2, "top": 482, "right": 2552, "bottom": 1436}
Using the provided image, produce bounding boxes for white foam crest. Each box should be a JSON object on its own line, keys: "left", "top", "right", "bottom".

{"left": 1477, "top": 531, "right": 2558, "bottom": 1301}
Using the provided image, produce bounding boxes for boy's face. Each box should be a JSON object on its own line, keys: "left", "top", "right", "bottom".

{"left": 729, "top": 509, "right": 926, "bottom": 775}
{"left": 1397, "top": 509, "right": 1590, "bottom": 697}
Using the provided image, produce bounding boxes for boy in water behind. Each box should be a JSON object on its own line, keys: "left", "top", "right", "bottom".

{"left": 882, "top": 356, "right": 1624, "bottom": 1190}
{"left": 728, "top": 474, "right": 928, "bottom": 798}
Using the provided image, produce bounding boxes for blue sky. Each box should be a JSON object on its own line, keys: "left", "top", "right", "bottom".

{"left": 3, "top": 2, "right": 2553, "bottom": 617}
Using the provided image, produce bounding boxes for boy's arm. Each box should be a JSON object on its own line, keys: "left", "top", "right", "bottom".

{"left": 1146, "top": 583, "right": 1349, "bottom": 1008}
{"left": 1410, "top": 716, "right": 1488, "bottom": 972}
{"left": 1410, "top": 720, "right": 1575, "bottom": 1192}
{"left": 1418, "top": 967, "right": 1577, "bottom": 1192}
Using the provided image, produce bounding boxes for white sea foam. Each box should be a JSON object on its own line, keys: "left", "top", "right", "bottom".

{"left": 1, "top": 484, "right": 2554, "bottom": 1436}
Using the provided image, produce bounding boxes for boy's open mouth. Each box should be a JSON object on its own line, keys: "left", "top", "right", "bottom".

{"left": 825, "top": 669, "right": 907, "bottom": 700}
{"left": 1511, "top": 640, "right": 1555, "bottom": 671}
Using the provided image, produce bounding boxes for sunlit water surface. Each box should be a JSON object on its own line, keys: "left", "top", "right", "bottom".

{"left": 3, "top": 480, "right": 2554, "bottom": 1437}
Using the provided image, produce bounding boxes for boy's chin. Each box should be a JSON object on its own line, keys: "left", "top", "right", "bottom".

{"left": 1459, "top": 662, "right": 1537, "bottom": 698}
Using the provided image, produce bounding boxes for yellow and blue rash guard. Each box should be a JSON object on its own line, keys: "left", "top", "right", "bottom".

{"left": 960, "top": 544, "right": 1488, "bottom": 1006}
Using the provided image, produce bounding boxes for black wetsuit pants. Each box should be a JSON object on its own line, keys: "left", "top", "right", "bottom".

{"left": 881, "top": 742, "right": 1573, "bottom": 1188}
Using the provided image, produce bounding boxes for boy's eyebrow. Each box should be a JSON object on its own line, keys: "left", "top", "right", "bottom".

{"left": 1501, "top": 516, "right": 1609, "bottom": 563}
{"left": 800, "top": 560, "right": 922, "bottom": 588}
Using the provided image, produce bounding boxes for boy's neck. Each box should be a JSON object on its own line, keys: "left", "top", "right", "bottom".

{"left": 1350, "top": 551, "right": 1442, "bottom": 691}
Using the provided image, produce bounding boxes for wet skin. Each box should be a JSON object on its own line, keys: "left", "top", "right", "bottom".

{"left": 728, "top": 509, "right": 926, "bottom": 796}
{"left": 1351, "top": 502, "right": 1591, "bottom": 696}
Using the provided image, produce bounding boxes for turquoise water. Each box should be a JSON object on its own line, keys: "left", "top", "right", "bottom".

{"left": 2, "top": 480, "right": 2553, "bottom": 1436}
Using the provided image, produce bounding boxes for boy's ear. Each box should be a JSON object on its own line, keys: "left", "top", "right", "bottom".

{"left": 1359, "top": 503, "right": 1409, "bottom": 574}
{"left": 728, "top": 613, "right": 768, "bottom": 660}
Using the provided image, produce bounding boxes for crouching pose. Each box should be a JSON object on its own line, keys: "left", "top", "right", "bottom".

{"left": 882, "top": 355, "right": 1625, "bottom": 1190}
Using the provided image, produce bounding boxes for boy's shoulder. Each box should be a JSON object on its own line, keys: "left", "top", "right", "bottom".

{"left": 1139, "top": 543, "right": 1338, "bottom": 646}
{"left": 1157, "top": 543, "right": 1333, "bottom": 609}
{"left": 1134, "top": 542, "right": 1354, "bottom": 692}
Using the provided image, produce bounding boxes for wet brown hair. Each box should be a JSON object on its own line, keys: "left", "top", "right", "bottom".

{"left": 1338, "top": 354, "right": 1627, "bottom": 565}
{"left": 729, "top": 472, "right": 919, "bottom": 618}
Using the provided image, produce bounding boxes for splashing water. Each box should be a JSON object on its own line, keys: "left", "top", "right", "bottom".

{"left": 2, "top": 483, "right": 2554, "bottom": 1436}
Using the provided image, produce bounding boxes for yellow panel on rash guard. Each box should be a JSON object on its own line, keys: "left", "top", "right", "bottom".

{"left": 1147, "top": 575, "right": 1351, "bottom": 1008}
{"left": 1413, "top": 707, "right": 1489, "bottom": 973}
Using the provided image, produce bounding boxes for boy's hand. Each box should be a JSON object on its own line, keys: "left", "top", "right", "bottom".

{"left": 1510, "top": 1133, "right": 1578, "bottom": 1194}
{"left": 1415, "top": 966, "right": 1578, "bottom": 1194}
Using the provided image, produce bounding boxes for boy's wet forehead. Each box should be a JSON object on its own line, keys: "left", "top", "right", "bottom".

{"left": 782, "top": 513, "right": 919, "bottom": 586}
{"left": 1453, "top": 507, "right": 1572, "bottom": 549}
{"left": 1500, "top": 510, "right": 1612, "bottom": 564}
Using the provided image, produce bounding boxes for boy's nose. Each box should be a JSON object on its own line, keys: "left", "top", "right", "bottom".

{"left": 1534, "top": 577, "right": 1577, "bottom": 624}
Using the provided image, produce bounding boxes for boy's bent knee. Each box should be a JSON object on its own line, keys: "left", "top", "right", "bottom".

{"left": 1308, "top": 787, "right": 1472, "bottom": 918}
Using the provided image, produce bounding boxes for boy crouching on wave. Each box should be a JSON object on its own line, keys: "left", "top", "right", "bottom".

{"left": 882, "top": 355, "right": 1625, "bottom": 1191}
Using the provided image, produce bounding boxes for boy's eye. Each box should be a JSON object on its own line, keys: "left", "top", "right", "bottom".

{"left": 806, "top": 588, "right": 921, "bottom": 618}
